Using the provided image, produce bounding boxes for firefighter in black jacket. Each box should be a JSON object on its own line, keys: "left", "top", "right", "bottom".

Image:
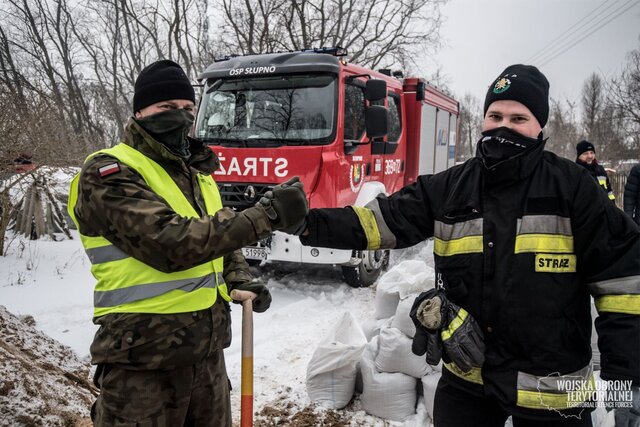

{"left": 575, "top": 140, "right": 616, "bottom": 202}
{"left": 268, "top": 64, "right": 640, "bottom": 426}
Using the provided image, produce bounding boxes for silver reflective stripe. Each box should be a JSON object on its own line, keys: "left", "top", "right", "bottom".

{"left": 517, "top": 365, "right": 592, "bottom": 392}
{"left": 587, "top": 276, "right": 640, "bottom": 296}
{"left": 364, "top": 198, "right": 397, "bottom": 249}
{"left": 94, "top": 273, "right": 217, "bottom": 307}
{"left": 216, "top": 272, "right": 225, "bottom": 287}
{"left": 434, "top": 218, "right": 483, "bottom": 240}
{"left": 86, "top": 245, "right": 130, "bottom": 264}
{"left": 516, "top": 215, "right": 572, "bottom": 236}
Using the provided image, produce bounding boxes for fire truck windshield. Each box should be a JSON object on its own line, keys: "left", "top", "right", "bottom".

{"left": 195, "top": 74, "right": 336, "bottom": 147}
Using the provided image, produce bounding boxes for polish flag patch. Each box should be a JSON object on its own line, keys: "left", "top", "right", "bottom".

{"left": 98, "top": 163, "right": 121, "bottom": 177}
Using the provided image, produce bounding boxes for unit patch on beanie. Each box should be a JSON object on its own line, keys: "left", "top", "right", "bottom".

{"left": 98, "top": 163, "right": 121, "bottom": 177}
{"left": 493, "top": 77, "right": 511, "bottom": 94}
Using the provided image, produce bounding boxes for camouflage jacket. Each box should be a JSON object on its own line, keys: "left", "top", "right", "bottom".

{"left": 74, "top": 118, "right": 272, "bottom": 369}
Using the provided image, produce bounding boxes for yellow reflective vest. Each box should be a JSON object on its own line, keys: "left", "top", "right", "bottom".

{"left": 68, "top": 143, "right": 230, "bottom": 317}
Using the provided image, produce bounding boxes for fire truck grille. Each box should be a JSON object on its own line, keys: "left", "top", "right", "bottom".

{"left": 218, "top": 182, "right": 274, "bottom": 211}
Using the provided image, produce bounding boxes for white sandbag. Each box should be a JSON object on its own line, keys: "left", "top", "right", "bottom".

{"left": 421, "top": 371, "right": 442, "bottom": 422}
{"left": 361, "top": 317, "right": 392, "bottom": 341}
{"left": 306, "top": 312, "right": 367, "bottom": 409}
{"left": 391, "top": 295, "right": 418, "bottom": 338}
{"left": 374, "top": 284, "right": 400, "bottom": 320}
{"left": 361, "top": 337, "right": 418, "bottom": 421}
{"left": 375, "top": 260, "right": 435, "bottom": 319}
{"left": 375, "top": 327, "right": 431, "bottom": 378}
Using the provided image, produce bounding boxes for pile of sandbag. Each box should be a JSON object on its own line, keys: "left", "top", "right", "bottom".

{"left": 306, "top": 260, "right": 443, "bottom": 423}
{"left": 360, "top": 260, "right": 441, "bottom": 422}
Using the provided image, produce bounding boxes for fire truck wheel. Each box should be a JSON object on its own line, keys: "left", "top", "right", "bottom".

{"left": 341, "top": 249, "right": 390, "bottom": 288}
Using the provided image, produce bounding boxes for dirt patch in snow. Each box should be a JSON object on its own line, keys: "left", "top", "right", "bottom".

{"left": 256, "top": 403, "right": 356, "bottom": 426}
{"left": 0, "top": 305, "right": 95, "bottom": 427}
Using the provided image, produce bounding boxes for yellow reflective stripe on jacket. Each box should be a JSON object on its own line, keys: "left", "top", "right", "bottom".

{"left": 352, "top": 206, "right": 381, "bottom": 250}
{"left": 434, "top": 236, "right": 484, "bottom": 256}
{"left": 441, "top": 308, "right": 468, "bottom": 341}
{"left": 68, "top": 143, "right": 229, "bottom": 316}
{"left": 595, "top": 295, "right": 640, "bottom": 315}
{"left": 433, "top": 219, "right": 483, "bottom": 256}
{"left": 514, "top": 234, "right": 574, "bottom": 254}
{"left": 363, "top": 198, "right": 397, "bottom": 249}
{"left": 514, "top": 215, "right": 574, "bottom": 254}
{"left": 516, "top": 366, "right": 595, "bottom": 410}
{"left": 443, "top": 362, "right": 484, "bottom": 385}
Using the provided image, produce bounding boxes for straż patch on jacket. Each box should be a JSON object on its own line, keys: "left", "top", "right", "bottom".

{"left": 98, "top": 163, "right": 121, "bottom": 177}
{"left": 535, "top": 254, "right": 576, "bottom": 273}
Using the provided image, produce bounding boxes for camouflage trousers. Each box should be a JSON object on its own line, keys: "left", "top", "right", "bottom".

{"left": 91, "top": 350, "right": 231, "bottom": 427}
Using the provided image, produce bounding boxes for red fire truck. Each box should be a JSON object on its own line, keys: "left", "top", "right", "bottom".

{"left": 195, "top": 47, "right": 459, "bottom": 287}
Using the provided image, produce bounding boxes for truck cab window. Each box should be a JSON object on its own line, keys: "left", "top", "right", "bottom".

{"left": 344, "top": 83, "right": 365, "bottom": 141}
{"left": 387, "top": 95, "right": 402, "bottom": 143}
{"left": 196, "top": 74, "right": 337, "bottom": 147}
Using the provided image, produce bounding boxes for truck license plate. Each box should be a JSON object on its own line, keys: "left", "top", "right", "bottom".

{"left": 242, "top": 247, "right": 267, "bottom": 260}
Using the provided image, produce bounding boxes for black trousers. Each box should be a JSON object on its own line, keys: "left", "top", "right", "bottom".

{"left": 433, "top": 377, "right": 593, "bottom": 427}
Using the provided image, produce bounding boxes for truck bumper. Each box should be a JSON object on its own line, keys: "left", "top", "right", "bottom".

{"left": 242, "top": 231, "right": 354, "bottom": 265}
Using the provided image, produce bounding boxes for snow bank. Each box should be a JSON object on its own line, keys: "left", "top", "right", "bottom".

{"left": 0, "top": 305, "right": 93, "bottom": 427}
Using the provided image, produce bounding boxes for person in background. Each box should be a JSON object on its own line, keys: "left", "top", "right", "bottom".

{"left": 575, "top": 140, "right": 616, "bottom": 202}
{"left": 67, "top": 60, "right": 308, "bottom": 426}
{"left": 272, "top": 64, "right": 640, "bottom": 426}
{"left": 624, "top": 163, "right": 640, "bottom": 226}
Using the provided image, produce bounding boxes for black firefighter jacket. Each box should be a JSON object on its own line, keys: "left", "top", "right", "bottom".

{"left": 576, "top": 159, "right": 616, "bottom": 202}
{"left": 301, "top": 138, "right": 640, "bottom": 420}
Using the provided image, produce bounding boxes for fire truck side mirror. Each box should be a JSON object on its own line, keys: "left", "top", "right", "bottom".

{"left": 365, "top": 105, "right": 388, "bottom": 139}
{"left": 365, "top": 79, "right": 387, "bottom": 101}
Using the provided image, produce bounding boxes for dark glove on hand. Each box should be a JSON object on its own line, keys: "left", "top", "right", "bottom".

{"left": 229, "top": 281, "right": 272, "bottom": 313}
{"left": 440, "top": 299, "right": 485, "bottom": 373}
{"left": 410, "top": 288, "right": 485, "bottom": 373}
{"left": 257, "top": 176, "right": 309, "bottom": 234}
{"left": 410, "top": 288, "right": 444, "bottom": 366}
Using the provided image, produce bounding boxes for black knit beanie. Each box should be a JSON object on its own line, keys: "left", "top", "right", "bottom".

{"left": 576, "top": 140, "right": 595, "bottom": 157}
{"left": 133, "top": 60, "right": 195, "bottom": 113}
{"left": 483, "top": 64, "right": 550, "bottom": 128}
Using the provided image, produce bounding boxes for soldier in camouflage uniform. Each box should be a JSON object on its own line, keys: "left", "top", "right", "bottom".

{"left": 68, "top": 60, "right": 309, "bottom": 426}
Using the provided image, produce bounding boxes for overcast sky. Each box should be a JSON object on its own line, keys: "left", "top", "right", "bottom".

{"left": 424, "top": 0, "right": 640, "bottom": 105}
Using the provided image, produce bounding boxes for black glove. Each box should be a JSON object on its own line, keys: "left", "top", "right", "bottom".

{"left": 410, "top": 288, "right": 485, "bottom": 373}
{"left": 410, "top": 288, "right": 443, "bottom": 366}
{"left": 257, "top": 176, "right": 309, "bottom": 234}
{"left": 228, "top": 281, "right": 272, "bottom": 313}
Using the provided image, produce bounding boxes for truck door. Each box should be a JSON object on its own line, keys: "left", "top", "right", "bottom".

{"left": 379, "top": 93, "right": 404, "bottom": 194}
{"left": 342, "top": 80, "right": 370, "bottom": 204}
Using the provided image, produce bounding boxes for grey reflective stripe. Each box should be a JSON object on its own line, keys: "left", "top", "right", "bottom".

{"left": 94, "top": 273, "right": 217, "bottom": 308}
{"left": 587, "top": 276, "right": 640, "bottom": 296}
{"left": 434, "top": 218, "right": 483, "bottom": 240}
{"left": 86, "top": 245, "right": 130, "bottom": 264}
{"left": 216, "top": 272, "right": 225, "bottom": 287}
{"left": 517, "top": 365, "right": 592, "bottom": 392}
{"left": 364, "top": 198, "right": 397, "bottom": 249}
{"left": 516, "top": 215, "right": 572, "bottom": 235}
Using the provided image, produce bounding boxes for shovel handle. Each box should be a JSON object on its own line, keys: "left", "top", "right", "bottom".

{"left": 240, "top": 298, "right": 253, "bottom": 427}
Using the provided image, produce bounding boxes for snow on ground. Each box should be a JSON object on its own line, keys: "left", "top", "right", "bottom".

{"left": 0, "top": 230, "right": 435, "bottom": 426}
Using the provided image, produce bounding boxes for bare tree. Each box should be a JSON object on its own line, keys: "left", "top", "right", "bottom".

{"left": 608, "top": 40, "right": 640, "bottom": 159}
{"left": 219, "top": 0, "right": 444, "bottom": 69}
{"left": 545, "top": 98, "right": 580, "bottom": 160}
{"left": 581, "top": 73, "right": 603, "bottom": 141}
{"left": 456, "top": 92, "right": 482, "bottom": 162}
